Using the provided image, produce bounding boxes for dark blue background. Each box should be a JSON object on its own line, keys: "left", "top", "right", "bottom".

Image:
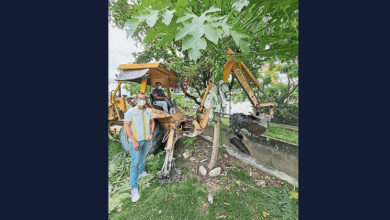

{"left": 1, "top": 0, "right": 389, "bottom": 219}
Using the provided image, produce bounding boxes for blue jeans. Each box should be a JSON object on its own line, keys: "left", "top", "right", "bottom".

{"left": 154, "top": 101, "right": 168, "bottom": 113}
{"left": 129, "top": 140, "right": 151, "bottom": 189}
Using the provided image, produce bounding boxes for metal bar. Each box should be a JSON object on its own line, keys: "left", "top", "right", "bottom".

{"left": 241, "top": 62, "right": 260, "bottom": 87}
{"left": 140, "top": 77, "right": 148, "bottom": 93}
{"left": 199, "top": 80, "right": 213, "bottom": 111}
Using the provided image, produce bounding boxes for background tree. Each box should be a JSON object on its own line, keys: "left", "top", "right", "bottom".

{"left": 109, "top": 0, "right": 298, "bottom": 103}
{"left": 109, "top": 0, "right": 299, "bottom": 170}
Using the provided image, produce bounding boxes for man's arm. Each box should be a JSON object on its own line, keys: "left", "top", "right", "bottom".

{"left": 153, "top": 93, "right": 169, "bottom": 100}
{"left": 147, "top": 118, "right": 155, "bottom": 141}
{"left": 124, "top": 121, "right": 140, "bottom": 150}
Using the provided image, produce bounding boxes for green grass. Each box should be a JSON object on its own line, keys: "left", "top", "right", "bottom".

{"left": 108, "top": 139, "right": 298, "bottom": 220}
{"left": 263, "top": 126, "right": 298, "bottom": 145}
{"left": 220, "top": 118, "right": 298, "bottom": 145}
{"left": 270, "top": 123, "right": 298, "bottom": 132}
{"left": 109, "top": 137, "right": 123, "bottom": 161}
{"left": 208, "top": 183, "right": 298, "bottom": 219}
{"left": 110, "top": 177, "right": 208, "bottom": 220}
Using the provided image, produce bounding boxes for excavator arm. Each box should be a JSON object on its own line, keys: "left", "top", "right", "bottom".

{"left": 196, "top": 49, "right": 276, "bottom": 134}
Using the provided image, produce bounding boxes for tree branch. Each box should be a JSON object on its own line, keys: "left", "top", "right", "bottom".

{"left": 184, "top": 92, "right": 201, "bottom": 105}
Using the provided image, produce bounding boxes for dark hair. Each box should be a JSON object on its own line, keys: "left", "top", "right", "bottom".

{"left": 155, "top": 82, "right": 161, "bottom": 85}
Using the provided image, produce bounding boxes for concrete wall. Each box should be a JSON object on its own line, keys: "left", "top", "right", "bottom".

{"left": 203, "top": 124, "right": 298, "bottom": 179}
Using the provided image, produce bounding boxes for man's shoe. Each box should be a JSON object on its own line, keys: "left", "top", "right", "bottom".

{"left": 131, "top": 188, "right": 140, "bottom": 203}
{"left": 139, "top": 171, "right": 150, "bottom": 178}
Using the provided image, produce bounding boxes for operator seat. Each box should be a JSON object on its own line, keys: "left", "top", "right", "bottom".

{"left": 150, "top": 94, "right": 164, "bottom": 111}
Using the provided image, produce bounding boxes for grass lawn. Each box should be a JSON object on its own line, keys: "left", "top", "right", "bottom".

{"left": 108, "top": 136, "right": 122, "bottom": 161}
{"left": 220, "top": 118, "right": 298, "bottom": 145}
{"left": 108, "top": 138, "right": 298, "bottom": 219}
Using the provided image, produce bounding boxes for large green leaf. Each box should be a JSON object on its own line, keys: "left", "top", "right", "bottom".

{"left": 124, "top": 8, "right": 159, "bottom": 37}
{"left": 175, "top": 6, "right": 223, "bottom": 61}
{"left": 137, "top": 8, "right": 159, "bottom": 27}
{"left": 124, "top": 19, "right": 140, "bottom": 37}
{"left": 232, "top": 0, "right": 249, "bottom": 12}
{"left": 231, "top": 30, "right": 250, "bottom": 53}
{"left": 144, "top": 19, "right": 180, "bottom": 46}
{"left": 161, "top": 9, "right": 175, "bottom": 25}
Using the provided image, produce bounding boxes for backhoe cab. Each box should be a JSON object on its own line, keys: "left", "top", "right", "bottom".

{"left": 109, "top": 63, "right": 202, "bottom": 183}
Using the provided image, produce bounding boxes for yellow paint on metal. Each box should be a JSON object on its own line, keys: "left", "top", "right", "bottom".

{"left": 118, "top": 63, "right": 160, "bottom": 70}
{"left": 223, "top": 59, "right": 234, "bottom": 83}
{"left": 232, "top": 67, "right": 260, "bottom": 110}
{"left": 241, "top": 62, "right": 260, "bottom": 87}
{"left": 140, "top": 77, "right": 148, "bottom": 93}
{"left": 200, "top": 108, "right": 211, "bottom": 129}
{"left": 111, "top": 81, "right": 122, "bottom": 104}
{"left": 200, "top": 80, "right": 213, "bottom": 110}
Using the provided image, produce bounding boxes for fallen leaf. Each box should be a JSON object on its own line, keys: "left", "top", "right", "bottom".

{"left": 202, "top": 202, "right": 209, "bottom": 209}
{"left": 261, "top": 183, "right": 267, "bottom": 188}
{"left": 290, "top": 192, "right": 299, "bottom": 199}
{"left": 236, "top": 191, "right": 239, "bottom": 196}
{"left": 242, "top": 188, "right": 247, "bottom": 192}
{"left": 263, "top": 211, "right": 270, "bottom": 217}
{"left": 223, "top": 201, "right": 230, "bottom": 205}
{"left": 172, "top": 192, "right": 177, "bottom": 198}
{"left": 218, "top": 215, "right": 227, "bottom": 219}
{"left": 158, "top": 210, "right": 162, "bottom": 214}
{"left": 164, "top": 197, "right": 169, "bottom": 202}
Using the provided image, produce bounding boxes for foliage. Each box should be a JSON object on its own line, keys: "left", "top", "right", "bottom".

{"left": 109, "top": 0, "right": 299, "bottom": 123}
{"left": 109, "top": 0, "right": 298, "bottom": 77}
{"left": 122, "top": 81, "right": 141, "bottom": 96}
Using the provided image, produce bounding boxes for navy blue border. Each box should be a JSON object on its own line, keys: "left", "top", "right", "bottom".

{"left": 299, "top": 0, "right": 389, "bottom": 219}
{"left": 2, "top": 1, "right": 108, "bottom": 219}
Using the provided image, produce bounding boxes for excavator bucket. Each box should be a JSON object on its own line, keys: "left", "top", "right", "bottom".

{"left": 229, "top": 113, "right": 272, "bottom": 136}
{"left": 229, "top": 113, "right": 272, "bottom": 155}
{"left": 229, "top": 113, "right": 272, "bottom": 137}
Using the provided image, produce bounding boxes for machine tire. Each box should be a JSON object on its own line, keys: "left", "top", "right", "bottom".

{"left": 229, "top": 137, "right": 250, "bottom": 155}
{"left": 148, "top": 121, "right": 164, "bottom": 155}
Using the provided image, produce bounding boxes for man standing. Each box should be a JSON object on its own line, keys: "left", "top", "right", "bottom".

{"left": 152, "top": 82, "right": 170, "bottom": 113}
{"left": 124, "top": 92, "right": 155, "bottom": 203}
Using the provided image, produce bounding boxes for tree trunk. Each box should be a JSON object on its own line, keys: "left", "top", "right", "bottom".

{"left": 208, "top": 118, "right": 220, "bottom": 170}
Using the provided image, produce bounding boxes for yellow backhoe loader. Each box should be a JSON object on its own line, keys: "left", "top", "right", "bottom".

{"left": 109, "top": 50, "right": 276, "bottom": 182}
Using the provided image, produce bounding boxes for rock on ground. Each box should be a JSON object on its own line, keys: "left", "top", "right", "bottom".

{"left": 208, "top": 193, "right": 214, "bottom": 204}
{"left": 209, "top": 167, "right": 221, "bottom": 177}
{"left": 182, "top": 151, "right": 191, "bottom": 159}
{"left": 199, "top": 165, "right": 207, "bottom": 176}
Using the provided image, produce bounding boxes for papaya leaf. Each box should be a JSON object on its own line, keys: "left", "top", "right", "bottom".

{"left": 231, "top": 30, "right": 250, "bottom": 53}
{"left": 175, "top": 6, "right": 222, "bottom": 61}
{"left": 161, "top": 9, "right": 175, "bottom": 25}
{"left": 124, "top": 8, "right": 159, "bottom": 37}
{"left": 232, "top": 0, "right": 249, "bottom": 12}
{"left": 124, "top": 19, "right": 141, "bottom": 37}
{"left": 138, "top": 8, "right": 159, "bottom": 27}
